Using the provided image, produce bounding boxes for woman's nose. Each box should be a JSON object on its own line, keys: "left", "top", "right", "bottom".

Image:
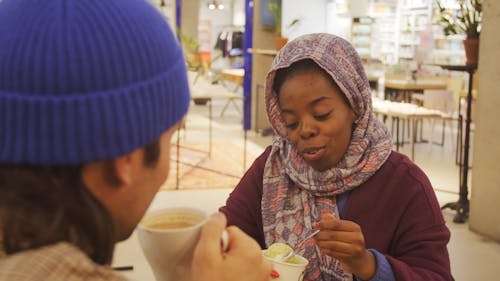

{"left": 299, "top": 120, "right": 317, "bottom": 139}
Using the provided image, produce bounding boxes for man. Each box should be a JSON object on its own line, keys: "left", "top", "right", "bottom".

{"left": 0, "top": 0, "right": 271, "bottom": 280}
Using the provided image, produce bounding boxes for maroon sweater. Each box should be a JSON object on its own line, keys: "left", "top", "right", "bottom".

{"left": 220, "top": 147, "right": 453, "bottom": 281}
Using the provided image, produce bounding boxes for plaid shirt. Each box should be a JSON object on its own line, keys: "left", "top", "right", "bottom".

{"left": 0, "top": 242, "right": 127, "bottom": 281}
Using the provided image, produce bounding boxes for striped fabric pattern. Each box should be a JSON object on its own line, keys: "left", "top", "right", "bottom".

{"left": 0, "top": 242, "right": 127, "bottom": 281}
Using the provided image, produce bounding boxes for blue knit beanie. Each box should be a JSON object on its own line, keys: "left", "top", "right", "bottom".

{"left": 0, "top": 0, "right": 191, "bottom": 165}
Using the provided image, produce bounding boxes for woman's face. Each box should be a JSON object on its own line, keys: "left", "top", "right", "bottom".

{"left": 278, "top": 71, "right": 356, "bottom": 171}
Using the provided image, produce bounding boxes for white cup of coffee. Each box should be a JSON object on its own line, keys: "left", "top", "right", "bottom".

{"left": 137, "top": 207, "right": 208, "bottom": 281}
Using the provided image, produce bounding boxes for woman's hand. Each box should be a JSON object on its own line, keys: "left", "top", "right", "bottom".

{"left": 315, "top": 213, "right": 376, "bottom": 280}
{"left": 191, "top": 212, "right": 272, "bottom": 281}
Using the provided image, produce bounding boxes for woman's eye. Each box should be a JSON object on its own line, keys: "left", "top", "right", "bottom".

{"left": 315, "top": 112, "right": 331, "bottom": 120}
{"left": 285, "top": 122, "right": 298, "bottom": 129}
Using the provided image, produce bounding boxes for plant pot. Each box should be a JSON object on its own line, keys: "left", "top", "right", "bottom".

{"left": 463, "top": 38, "right": 479, "bottom": 66}
{"left": 275, "top": 36, "right": 288, "bottom": 50}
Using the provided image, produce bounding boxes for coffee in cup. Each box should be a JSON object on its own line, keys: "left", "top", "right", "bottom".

{"left": 137, "top": 207, "right": 207, "bottom": 281}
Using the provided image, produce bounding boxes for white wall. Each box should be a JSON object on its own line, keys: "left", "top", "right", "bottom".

{"left": 233, "top": 0, "right": 246, "bottom": 26}
{"left": 469, "top": 0, "right": 500, "bottom": 242}
{"left": 282, "top": 0, "right": 328, "bottom": 40}
{"left": 325, "top": 0, "right": 351, "bottom": 40}
{"left": 199, "top": 2, "right": 233, "bottom": 50}
{"left": 349, "top": 0, "right": 370, "bottom": 18}
{"left": 199, "top": 0, "right": 244, "bottom": 55}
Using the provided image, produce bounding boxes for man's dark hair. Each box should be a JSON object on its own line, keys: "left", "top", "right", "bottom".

{"left": 144, "top": 140, "right": 161, "bottom": 167}
{"left": 0, "top": 141, "right": 160, "bottom": 264}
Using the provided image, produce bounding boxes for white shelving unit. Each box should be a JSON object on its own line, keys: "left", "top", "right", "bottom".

{"left": 397, "top": 0, "right": 433, "bottom": 62}
{"left": 371, "top": 15, "right": 398, "bottom": 64}
{"left": 347, "top": 0, "right": 467, "bottom": 65}
{"left": 351, "top": 17, "right": 373, "bottom": 60}
{"left": 367, "top": 0, "right": 398, "bottom": 64}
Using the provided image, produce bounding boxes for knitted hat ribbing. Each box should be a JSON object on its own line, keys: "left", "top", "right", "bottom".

{"left": 0, "top": 0, "right": 191, "bottom": 165}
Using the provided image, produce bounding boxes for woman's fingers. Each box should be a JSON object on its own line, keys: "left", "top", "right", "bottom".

{"left": 316, "top": 240, "right": 364, "bottom": 257}
{"left": 315, "top": 215, "right": 367, "bottom": 259}
{"left": 316, "top": 229, "right": 365, "bottom": 246}
{"left": 317, "top": 213, "right": 360, "bottom": 232}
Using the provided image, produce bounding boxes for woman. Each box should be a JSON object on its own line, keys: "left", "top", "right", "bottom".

{"left": 220, "top": 33, "right": 453, "bottom": 281}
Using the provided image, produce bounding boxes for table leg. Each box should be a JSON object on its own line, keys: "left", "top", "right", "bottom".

{"left": 411, "top": 117, "right": 416, "bottom": 160}
{"left": 396, "top": 117, "right": 400, "bottom": 151}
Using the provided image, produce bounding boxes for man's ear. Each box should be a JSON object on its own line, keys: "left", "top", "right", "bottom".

{"left": 81, "top": 149, "right": 142, "bottom": 213}
{"left": 110, "top": 149, "right": 143, "bottom": 187}
{"left": 110, "top": 155, "right": 132, "bottom": 187}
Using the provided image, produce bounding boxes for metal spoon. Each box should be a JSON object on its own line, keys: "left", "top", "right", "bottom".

{"left": 221, "top": 229, "right": 229, "bottom": 252}
{"left": 279, "top": 229, "right": 320, "bottom": 261}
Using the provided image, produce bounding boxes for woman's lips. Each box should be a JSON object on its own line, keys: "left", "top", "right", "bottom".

{"left": 301, "top": 147, "right": 326, "bottom": 161}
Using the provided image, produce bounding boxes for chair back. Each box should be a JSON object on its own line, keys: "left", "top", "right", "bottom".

{"left": 422, "top": 89, "right": 456, "bottom": 117}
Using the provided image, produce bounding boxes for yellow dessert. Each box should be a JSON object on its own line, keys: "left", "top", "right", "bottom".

{"left": 263, "top": 242, "right": 302, "bottom": 264}
{"left": 283, "top": 255, "right": 301, "bottom": 264}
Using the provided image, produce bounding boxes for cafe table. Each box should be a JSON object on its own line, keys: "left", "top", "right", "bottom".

{"left": 384, "top": 79, "right": 447, "bottom": 102}
{"left": 372, "top": 98, "right": 444, "bottom": 160}
{"left": 220, "top": 68, "right": 244, "bottom": 86}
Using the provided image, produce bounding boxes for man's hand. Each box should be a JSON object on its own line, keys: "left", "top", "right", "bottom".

{"left": 191, "top": 212, "right": 272, "bottom": 281}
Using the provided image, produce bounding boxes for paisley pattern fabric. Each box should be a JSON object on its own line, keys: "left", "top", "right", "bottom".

{"left": 261, "top": 33, "right": 393, "bottom": 281}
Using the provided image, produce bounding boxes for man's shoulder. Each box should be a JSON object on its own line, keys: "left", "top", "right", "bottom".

{"left": 0, "top": 242, "right": 126, "bottom": 281}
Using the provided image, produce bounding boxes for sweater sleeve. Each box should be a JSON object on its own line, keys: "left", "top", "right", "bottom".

{"left": 344, "top": 152, "right": 453, "bottom": 281}
{"left": 218, "top": 146, "right": 271, "bottom": 249}
{"left": 387, "top": 158, "right": 453, "bottom": 281}
{"left": 382, "top": 154, "right": 453, "bottom": 281}
{"left": 363, "top": 249, "right": 395, "bottom": 281}
{"left": 385, "top": 185, "right": 453, "bottom": 281}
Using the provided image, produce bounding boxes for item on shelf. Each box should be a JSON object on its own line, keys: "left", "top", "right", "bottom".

{"left": 351, "top": 17, "right": 373, "bottom": 60}
{"left": 371, "top": 15, "right": 398, "bottom": 64}
{"left": 397, "top": 0, "right": 433, "bottom": 62}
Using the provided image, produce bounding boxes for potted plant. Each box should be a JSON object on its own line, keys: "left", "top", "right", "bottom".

{"left": 177, "top": 29, "right": 201, "bottom": 71}
{"left": 268, "top": 1, "right": 300, "bottom": 50}
{"left": 436, "top": 0, "right": 482, "bottom": 65}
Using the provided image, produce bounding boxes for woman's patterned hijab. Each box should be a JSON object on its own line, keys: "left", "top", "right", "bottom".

{"left": 261, "top": 33, "right": 392, "bottom": 280}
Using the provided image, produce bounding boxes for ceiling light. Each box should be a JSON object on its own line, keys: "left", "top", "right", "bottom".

{"left": 207, "top": 1, "right": 224, "bottom": 10}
